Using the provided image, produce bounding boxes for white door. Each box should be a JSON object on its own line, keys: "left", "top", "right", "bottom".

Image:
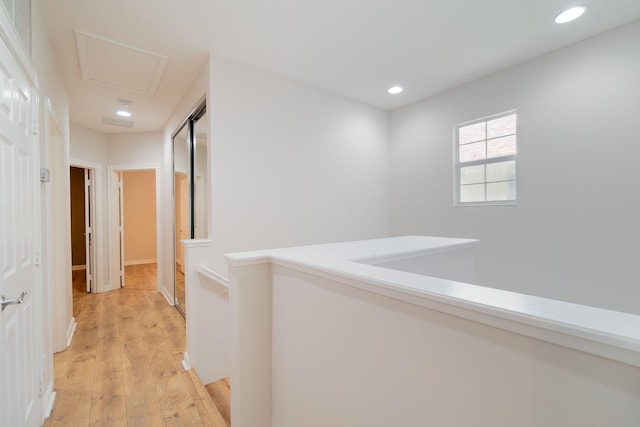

{"left": 0, "top": 33, "right": 42, "bottom": 427}
{"left": 116, "top": 171, "right": 124, "bottom": 287}
{"left": 84, "top": 168, "right": 96, "bottom": 292}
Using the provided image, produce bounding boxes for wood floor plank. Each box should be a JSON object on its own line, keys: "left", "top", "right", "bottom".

{"left": 205, "top": 378, "right": 232, "bottom": 427}
{"left": 186, "top": 370, "right": 230, "bottom": 427}
{"left": 89, "top": 378, "right": 127, "bottom": 426}
{"left": 146, "top": 341, "right": 202, "bottom": 424}
{"left": 45, "top": 265, "right": 230, "bottom": 426}
{"left": 46, "top": 388, "right": 93, "bottom": 426}
{"left": 124, "top": 385, "right": 166, "bottom": 427}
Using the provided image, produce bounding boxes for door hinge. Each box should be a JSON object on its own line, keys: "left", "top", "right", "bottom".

{"left": 34, "top": 250, "right": 40, "bottom": 265}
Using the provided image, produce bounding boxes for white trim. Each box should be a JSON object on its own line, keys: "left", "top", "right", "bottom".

{"left": 42, "top": 387, "right": 56, "bottom": 420}
{"left": 69, "top": 158, "right": 103, "bottom": 169}
{"left": 44, "top": 96, "right": 62, "bottom": 132}
{"left": 0, "top": 2, "right": 36, "bottom": 84}
{"left": 197, "top": 264, "right": 229, "bottom": 295}
{"left": 68, "top": 160, "right": 105, "bottom": 292}
{"left": 124, "top": 259, "right": 157, "bottom": 266}
{"left": 227, "top": 236, "right": 640, "bottom": 368}
{"left": 75, "top": 29, "right": 168, "bottom": 96}
{"left": 65, "top": 317, "right": 77, "bottom": 348}
{"left": 109, "top": 163, "right": 162, "bottom": 171}
{"left": 43, "top": 98, "right": 72, "bottom": 354}
{"left": 182, "top": 352, "right": 192, "bottom": 371}
{"left": 160, "top": 287, "right": 174, "bottom": 306}
{"left": 182, "top": 238, "right": 213, "bottom": 248}
{"left": 453, "top": 109, "right": 518, "bottom": 206}
{"left": 108, "top": 164, "right": 162, "bottom": 293}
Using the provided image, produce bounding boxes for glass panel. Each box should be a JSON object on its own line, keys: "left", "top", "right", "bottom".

{"left": 458, "top": 122, "right": 485, "bottom": 145}
{"left": 486, "top": 180, "right": 516, "bottom": 201}
{"left": 460, "top": 183, "right": 485, "bottom": 203}
{"left": 486, "top": 160, "right": 516, "bottom": 183}
{"left": 460, "top": 164, "right": 485, "bottom": 185}
{"left": 487, "top": 114, "right": 516, "bottom": 139}
{"left": 487, "top": 135, "right": 516, "bottom": 158}
{"left": 459, "top": 141, "right": 486, "bottom": 163}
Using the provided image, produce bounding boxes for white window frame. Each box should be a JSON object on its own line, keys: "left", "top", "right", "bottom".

{"left": 454, "top": 110, "right": 518, "bottom": 206}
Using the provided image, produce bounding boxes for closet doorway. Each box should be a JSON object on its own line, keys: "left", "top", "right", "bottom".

{"left": 173, "top": 100, "right": 208, "bottom": 317}
{"left": 109, "top": 167, "right": 160, "bottom": 291}
{"left": 69, "top": 166, "right": 96, "bottom": 293}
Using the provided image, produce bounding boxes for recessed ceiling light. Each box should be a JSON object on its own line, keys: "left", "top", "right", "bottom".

{"left": 554, "top": 6, "right": 586, "bottom": 24}
{"left": 116, "top": 99, "right": 132, "bottom": 117}
{"left": 388, "top": 86, "right": 403, "bottom": 94}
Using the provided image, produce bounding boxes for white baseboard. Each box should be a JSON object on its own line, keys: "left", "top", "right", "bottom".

{"left": 71, "top": 265, "right": 86, "bottom": 271}
{"left": 160, "top": 287, "right": 174, "bottom": 306}
{"left": 65, "top": 317, "right": 77, "bottom": 348}
{"left": 124, "top": 259, "right": 157, "bottom": 266}
{"left": 42, "top": 382, "right": 56, "bottom": 421}
{"left": 182, "top": 352, "right": 191, "bottom": 371}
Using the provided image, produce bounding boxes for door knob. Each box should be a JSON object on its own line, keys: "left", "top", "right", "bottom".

{"left": 1, "top": 291, "right": 27, "bottom": 312}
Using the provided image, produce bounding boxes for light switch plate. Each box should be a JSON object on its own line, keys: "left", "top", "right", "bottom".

{"left": 40, "top": 168, "right": 50, "bottom": 182}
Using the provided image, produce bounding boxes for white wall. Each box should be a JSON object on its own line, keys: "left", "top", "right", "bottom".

{"left": 389, "top": 20, "right": 640, "bottom": 314}
{"left": 162, "top": 56, "right": 390, "bottom": 300}
{"left": 208, "top": 56, "right": 390, "bottom": 274}
{"left": 108, "top": 132, "right": 163, "bottom": 165}
{"left": 68, "top": 126, "right": 163, "bottom": 292}
{"left": 122, "top": 170, "right": 157, "bottom": 263}
{"left": 69, "top": 123, "right": 108, "bottom": 163}
{"left": 68, "top": 124, "right": 109, "bottom": 294}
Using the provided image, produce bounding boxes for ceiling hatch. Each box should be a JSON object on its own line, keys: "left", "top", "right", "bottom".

{"left": 75, "top": 29, "right": 168, "bottom": 95}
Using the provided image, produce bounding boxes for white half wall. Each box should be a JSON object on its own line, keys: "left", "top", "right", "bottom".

{"left": 389, "top": 20, "right": 640, "bottom": 314}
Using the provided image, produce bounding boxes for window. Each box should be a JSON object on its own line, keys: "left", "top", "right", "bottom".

{"left": 455, "top": 111, "right": 517, "bottom": 205}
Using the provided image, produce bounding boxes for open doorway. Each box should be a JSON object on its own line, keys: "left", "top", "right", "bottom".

{"left": 122, "top": 170, "right": 158, "bottom": 289}
{"left": 109, "top": 168, "right": 159, "bottom": 291}
{"left": 69, "top": 166, "right": 96, "bottom": 293}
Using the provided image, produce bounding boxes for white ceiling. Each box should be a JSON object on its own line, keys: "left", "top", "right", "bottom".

{"left": 40, "top": 0, "right": 640, "bottom": 134}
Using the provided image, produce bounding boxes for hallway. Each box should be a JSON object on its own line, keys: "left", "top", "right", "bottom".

{"left": 44, "top": 267, "right": 229, "bottom": 426}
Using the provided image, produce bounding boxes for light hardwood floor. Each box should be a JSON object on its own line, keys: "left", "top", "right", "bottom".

{"left": 44, "top": 266, "right": 230, "bottom": 426}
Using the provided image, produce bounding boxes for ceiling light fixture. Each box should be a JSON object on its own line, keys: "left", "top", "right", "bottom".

{"left": 554, "top": 6, "right": 586, "bottom": 24}
{"left": 116, "top": 99, "right": 132, "bottom": 117}
{"left": 388, "top": 86, "right": 403, "bottom": 95}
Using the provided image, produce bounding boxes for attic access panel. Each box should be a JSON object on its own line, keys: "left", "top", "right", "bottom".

{"left": 75, "top": 29, "right": 167, "bottom": 95}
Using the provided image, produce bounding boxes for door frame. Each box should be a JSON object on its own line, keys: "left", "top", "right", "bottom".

{"left": 39, "top": 98, "right": 61, "bottom": 418}
{"left": 83, "top": 168, "right": 96, "bottom": 292}
{"left": 43, "top": 98, "right": 76, "bottom": 356}
{"left": 107, "top": 164, "right": 162, "bottom": 293}
{"left": 69, "top": 160, "right": 105, "bottom": 293}
{"left": 68, "top": 163, "right": 100, "bottom": 293}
